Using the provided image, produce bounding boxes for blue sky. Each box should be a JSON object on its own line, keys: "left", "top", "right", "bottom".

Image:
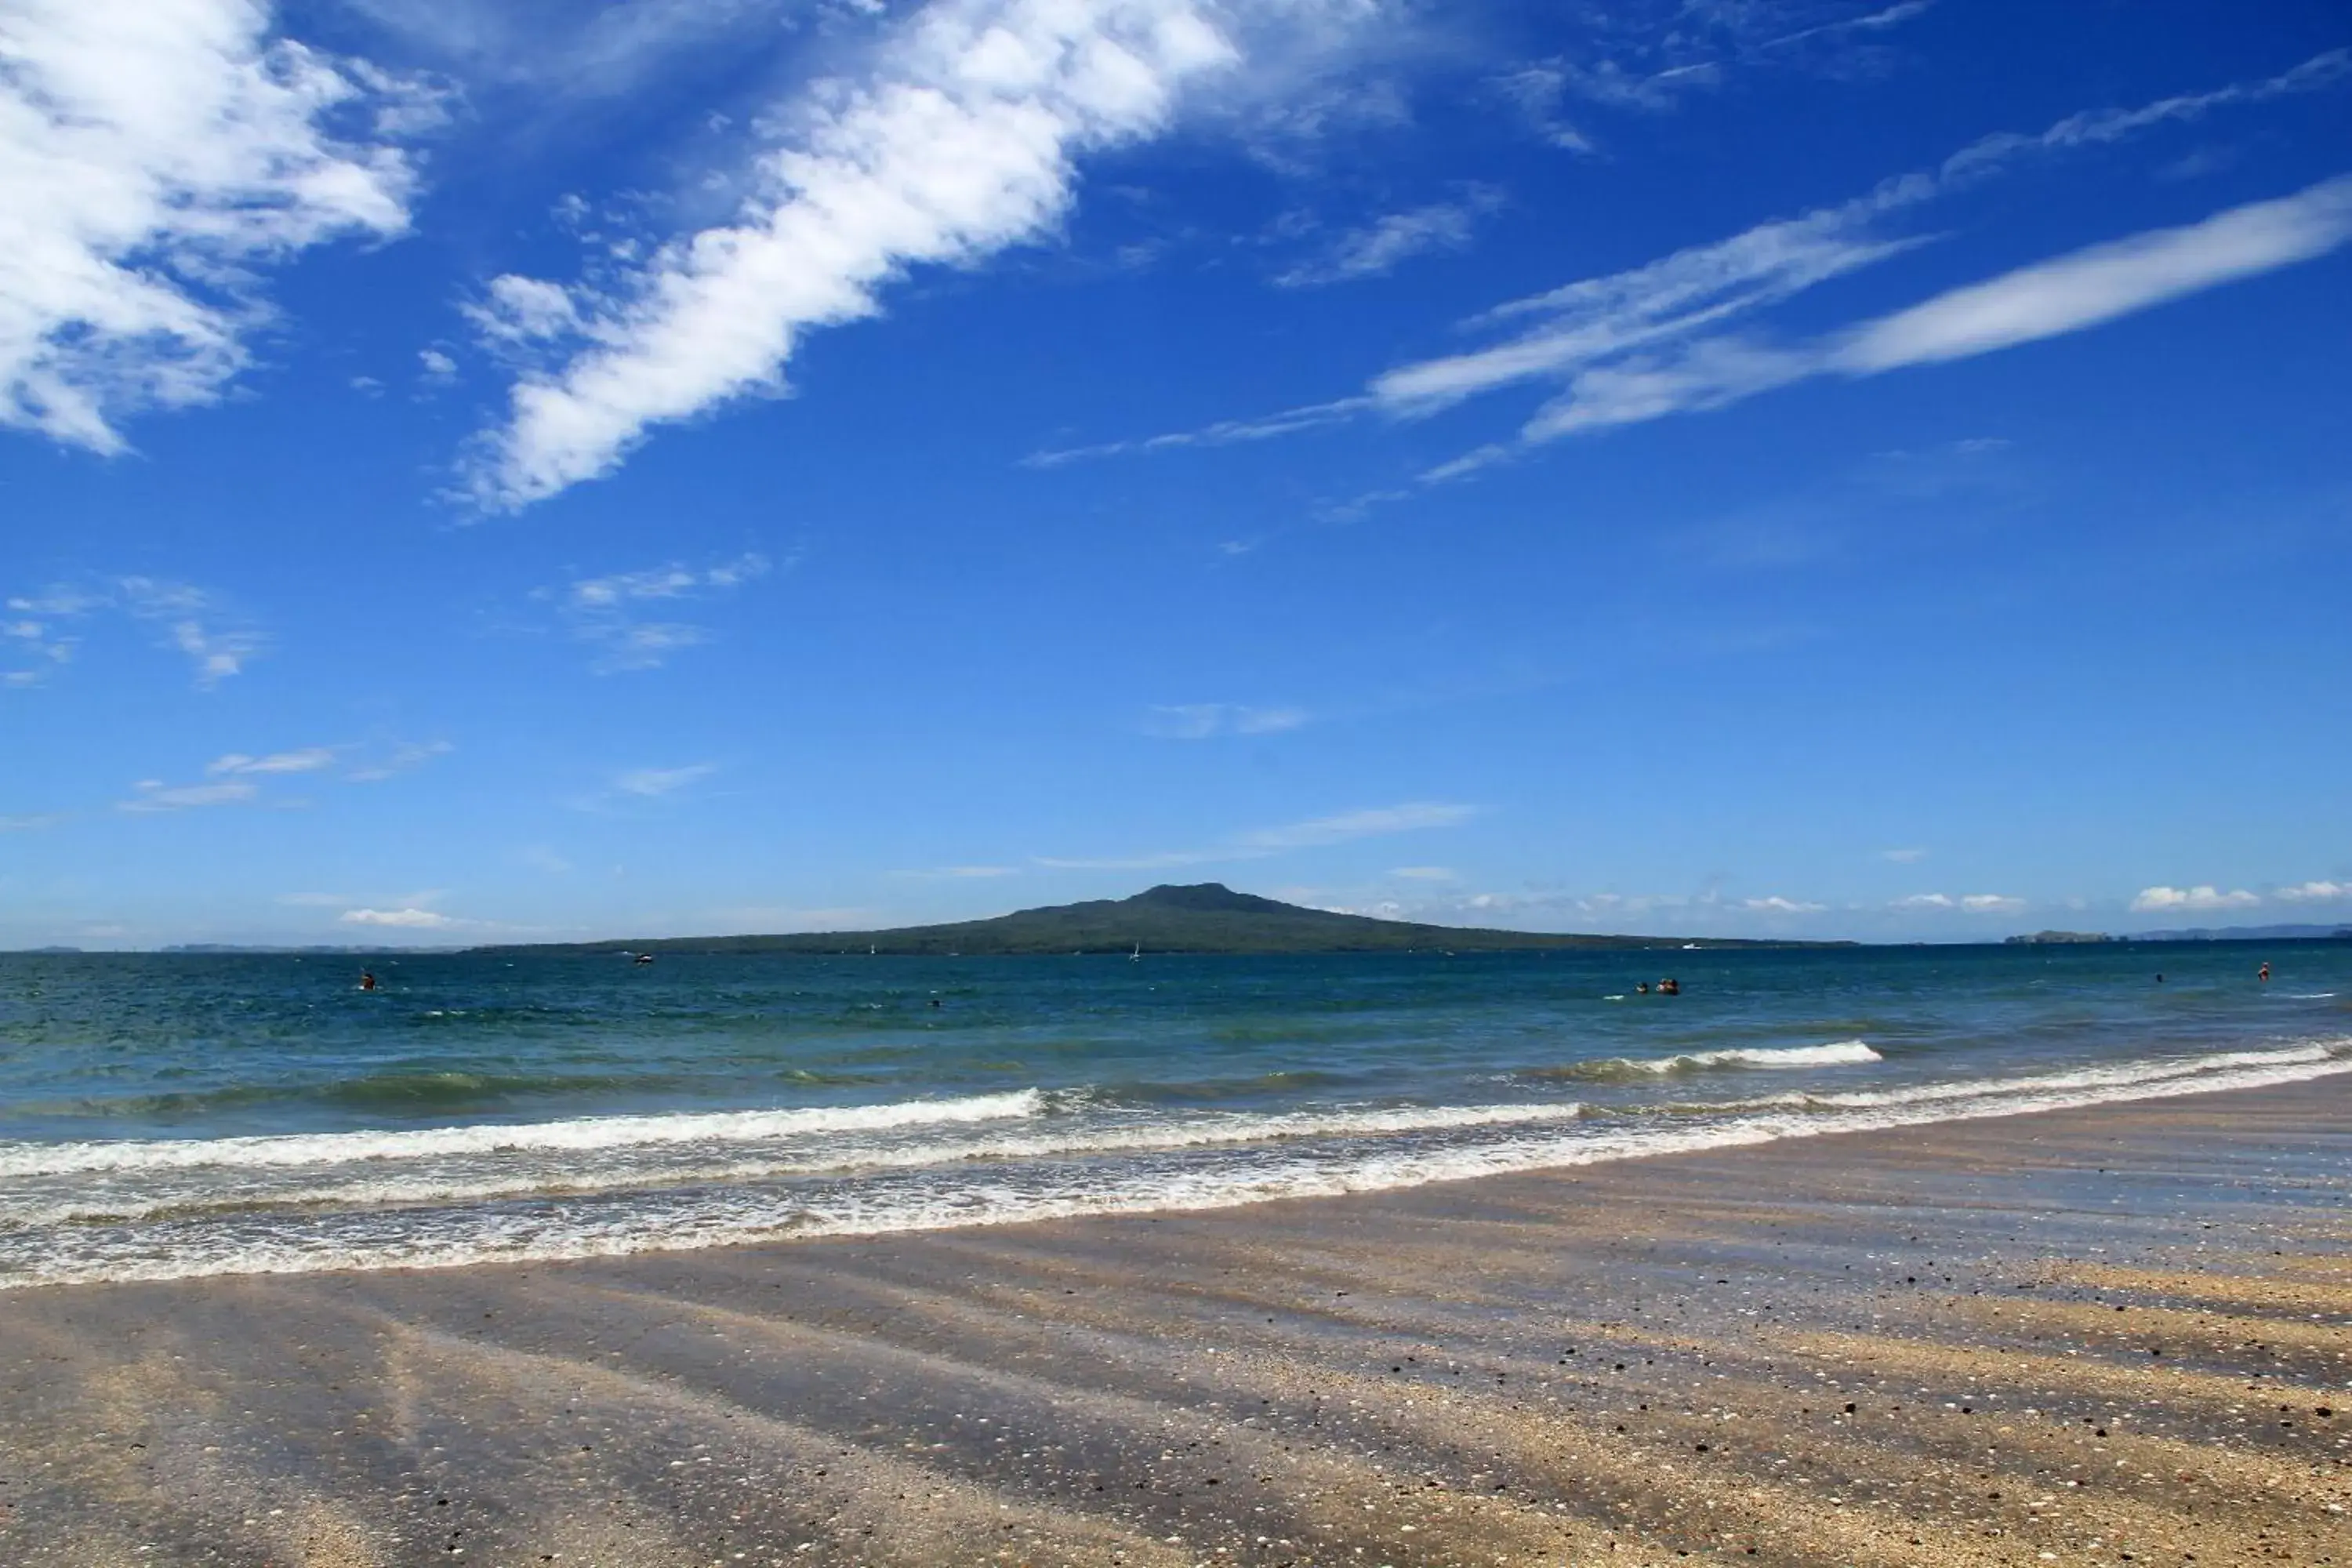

{"left": 2, "top": 0, "right": 2348, "bottom": 948}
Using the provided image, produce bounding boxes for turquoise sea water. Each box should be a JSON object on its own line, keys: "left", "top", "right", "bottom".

{"left": 2, "top": 942, "right": 2347, "bottom": 1288}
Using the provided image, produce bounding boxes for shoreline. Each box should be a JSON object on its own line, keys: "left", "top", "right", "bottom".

{"left": 3, "top": 1075, "right": 2347, "bottom": 1565}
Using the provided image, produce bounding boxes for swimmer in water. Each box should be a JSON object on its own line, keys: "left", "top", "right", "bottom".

{"left": 358, "top": 970, "right": 378, "bottom": 992}
{"left": 2258, "top": 961, "right": 2270, "bottom": 982}
{"left": 1636, "top": 981, "right": 1650, "bottom": 995}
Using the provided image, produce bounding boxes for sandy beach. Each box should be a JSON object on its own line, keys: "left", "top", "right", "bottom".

{"left": 3, "top": 1076, "right": 2345, "bottom": 1567}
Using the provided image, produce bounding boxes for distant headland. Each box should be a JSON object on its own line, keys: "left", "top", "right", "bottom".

{"left": 470, "top": 883, "right": 1852, "bottom": 958}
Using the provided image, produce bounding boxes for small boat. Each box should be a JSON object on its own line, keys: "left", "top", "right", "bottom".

{"left": 633, "top": 953, "right": 655, "bottom": 966}
{"left": 1129, "top": 942, "right": 1142, "bottom": 962}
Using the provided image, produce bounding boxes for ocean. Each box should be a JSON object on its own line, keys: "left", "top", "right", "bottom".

{"left": 2, "top": 942, "right": 2346, "bottom": 1290}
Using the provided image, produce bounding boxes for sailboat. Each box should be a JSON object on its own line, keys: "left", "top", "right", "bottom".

{"left": 1129, "top": 942, "right": 1142, "bottom": 961}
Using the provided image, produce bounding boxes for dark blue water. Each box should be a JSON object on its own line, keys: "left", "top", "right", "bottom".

{"left": 2, "top": 943, "right": 2345, "bottom": 1287}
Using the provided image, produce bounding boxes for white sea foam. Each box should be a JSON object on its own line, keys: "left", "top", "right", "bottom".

{"left": 5, "top": 1039, "right": 2347, "bottom": 1289}
{"left": 1800, "top": 1040, "right": 2343, "bottom": 1109}
{"left": 1563, "top": 1040, "right": 1884, "bottom": 1076}
{"left": 0, "top": 1098, "right": 1595, "bottom": 1228}
{"left": 0, "top": 1088, "right": 1048, "bottom": 1178}
{"left": 1662, "top": 1040, "right": 1883, "bottom": 1070}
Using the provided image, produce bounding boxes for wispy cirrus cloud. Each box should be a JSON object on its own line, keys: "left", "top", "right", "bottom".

{"left": 344, "top": 739, "right": 455, "bottom": 783}
{"left": 1024, "top": 396, "right": 1370, "bottom": 467}
{"left": 614, "top": 764, "right": 717, "bottom": 798}
{"left": 1493, "top": 1, "right": 1936, "bottom": 151}
{"left": 1, "top": 0, "right": 419, "bottom": 453}
{"left": 1141, "top": 702, "right": 1308, "bottom": 739}
{"left": 4, "top": 577, "right": 264, "bottom": 689}
{"left": 1037, "top": 800, "right": 1478, "bottom": 870}
{"left": 1524, "top": 176, "right": 2352, "bottom": 442}
{"left": 207, "top": 747, "right": 338, "bottom": 777}
{"left": 118, "top": 779, "right": 260, "bottom": 814}
{"left": 540, "top": 552, "right": 775, "bottom": 671}
{"left": 1039, "top": 51, "right": 2349, "bottom": 471}
{"left": 1273, "top": 186, "right": 1503, "bottom": 288}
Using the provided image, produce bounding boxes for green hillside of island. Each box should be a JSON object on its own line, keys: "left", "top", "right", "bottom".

{"left": 474, "top": 883, "right": 1849, "bottom": 956}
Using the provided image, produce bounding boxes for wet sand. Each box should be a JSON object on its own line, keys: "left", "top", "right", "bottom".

{"left": 2, "top": 1078, "right": 2347, "bottom": 1567}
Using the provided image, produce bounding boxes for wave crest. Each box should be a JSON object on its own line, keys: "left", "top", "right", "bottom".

{"left": 1534, "top": 1040, "right": 1884, "bottom": 1080}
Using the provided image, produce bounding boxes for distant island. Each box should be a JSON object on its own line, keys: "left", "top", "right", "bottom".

{"left": 2125, "top": 922, "right": 2352, "bottom": 943}
{"left": 2009, "top": 923, "right": 2351, "bottom": 945}
{"left": 155, "top": 943, "right": 466, "bottom": 955}
{"left": 474, "top": 883, "right": 1851, "bottom": 957}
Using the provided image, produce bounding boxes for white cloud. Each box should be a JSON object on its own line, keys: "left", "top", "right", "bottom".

{"left": 1526, "top": 176, "right": 2352, "bottom": 440}
{"left": 1842, "top": 178, "right": 2352, "bottom": 371}
{"left": 1236, "top": 801, "right": 1476, "bottom": 851}
{"left": 344, "top": 738, "right": 454, "bottom": 782}
{"left": 339, "top": 906, "right": 457, "bottom": 928}
{"left": 0, "top": 0, "right": 416, "bottom": 452}
{"left": 466, "top": 0, "right": 1249, "bottom": 508}
{"left": 1741, "top": 895, "right": 1826, "bottom": 913}
{"left": 2272, "top": 880, "right": 2347, "bottom": 902}
{"left": 3, "top": 575, "right": 261, "bottom": 688}
{"left": 464, "top": 273, "right": 583, "bottom": 347}
{"left": 418, "top": 347, "right": 458, "bottom": 382}
{"left": 1142, "top": 702, "right": 1308, "bottom": 739}
{"left": 162, "top": 616, "right": 264, "bottom": 688}
{"left": 0, "top": 608, "right": 78, "bottom": 686}
{"left": 1958, "top": 893, "right": 2025, "bottom": 913}
{"left": 1274, "top": 187, "right": 1501, "bottom": 288}
{"left": 1879, "top": 846, "right": 1929, "bottom": 863}
{"left": 1037, "top": 800, "right": 1477, "bottom": 869}
{"left": 1892, "top": 892, "right": 1952, "bottom": 909}
{"left": 546, "top": 552, "right": 773, "bottom": 671}
{"left": 1046, "top": 52, "right": 2350, "bottom": 467}
{"left": 1025, "top": 395, "right": 1368, "bottom": 466}
{"left": 118, "top": 779, "right": 258, "bottom": 812}
{"left": 614, "top": 763, "right": 717, "bottom": 797}
{"left": 118, "top": 577, "right": 263, "bottom": 687}
{"left": 207, "top": 746, "right": 336, "bottom": 776}
{"left": 2130, "top": 884, "right": 2262, "bottom": 913}
{"left": 567, "top": 553, "right": 772, "bottom": 608}
{"left": 0, "top": 813, "right": 60, "bottom": 831}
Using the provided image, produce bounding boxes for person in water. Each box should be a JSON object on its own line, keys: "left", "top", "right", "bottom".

{"left": 358, "top": 970, "right": 377, "bottom": 992}
{"left": 1661, "top": 978, "right": 1681, "bottom": 996}
{"left": 2258, "top": 962, "right": 2270, "bottom": 982}
{"left": 1636, "top": 981, "right": 1651, "bottom": 995}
